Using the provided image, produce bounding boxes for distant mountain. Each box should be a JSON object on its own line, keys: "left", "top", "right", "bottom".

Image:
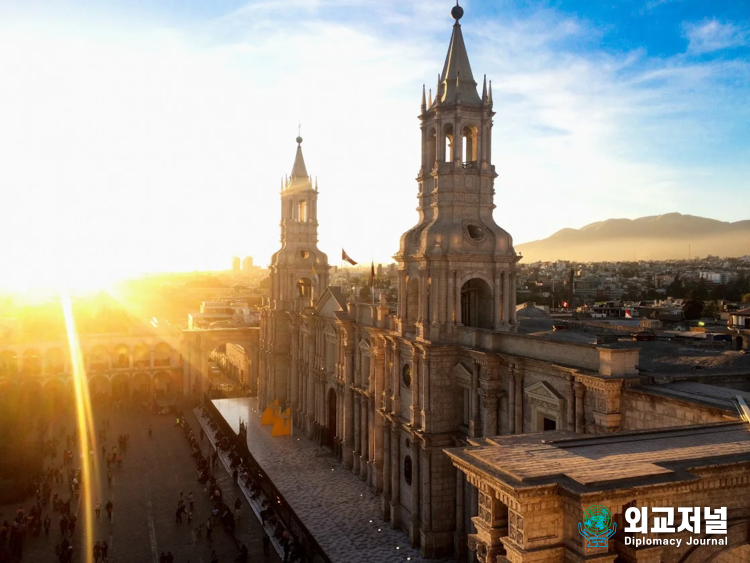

{"left": 516, "top": 213, "right": 750, "bottom": 262}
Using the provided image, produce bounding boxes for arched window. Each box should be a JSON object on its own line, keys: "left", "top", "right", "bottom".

{"left": 404, "top": 455, "right": 412, "bottom": 486}
{"left": 297, "top": 277, "right": 312, "bottom": 299}
{"left": 298, "top": 200, "right": 308, "bottom": 223}
{"left": 426, "top": 128, "right": 437, "bottom": 168}
{"left": 461, "top": 278, "right": 493, "bottom": 329}
{"left": 462, "top": 125, "right": 478, "bottom": 165}
{"left": 402, "top": 363, "right": 411, "bottom": 388}
{"left": 444, "top": 125, "right": 454, "bottom": 162}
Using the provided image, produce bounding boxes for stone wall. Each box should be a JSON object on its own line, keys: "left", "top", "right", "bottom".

{"left": 621, "top": 389, "right": 732, "bottom": 430}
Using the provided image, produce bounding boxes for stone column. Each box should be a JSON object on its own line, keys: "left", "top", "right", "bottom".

{"left": 390, "top": 427, "right": 401, "bottom": 528}
{"left": 290, "top": 324, "right": 299, "bottom": 409}
{"left": 439, "top": 266, "right": 448, "bottom": 326}
{"left": 410, "top": 348, "right": 420, "bottom": 428}
{"left": 373, "top": 346, "right": 385, "bottom": 492}
{"left": 455, "top": 275, "right": 462, "bottom": 325}
{"left": 482, "top": 393, "right": 499, "bottom": 436}
{"left": 493, "top": 271, "right": 502, "bottom": 329}
{"left": 420, "top": 353, "right": 430, "bottom": 432}
{"left": 508, "top": 370, "right": 516, "bottom": 434}
{"left": 410, "top": 436, "right": 421, "bottom": 547}
{"left": 447, "top": 270, "right": 455, "bottom": 324}
{"left": 392, "top": 346, "right": 401, "bottom": 416}
{"left": 421, "top": 444, "right": 431, "bottom": 534}
{"left": 353, "top": 395, "right": 361, "bottom": 475}
{"left": 397, "top": 271, "right": 407, "bottom": 319}
{"left": 575, "top": 381, "right": 585, "bottom": 434}
{"left": 382, "top": 418, "right": 391, "bottom": 520}
{"left": 454, "top": 469, "right": 466, "bottom": 558}
{"left": 469, "top": 363, "right": 480, "bottom": 437}
{"left": 514, "top": 370, "right": 523, "bottom": 434}
{"left": 344, "top": 343, "right": 355, "bottom": 469}
{"left": 360, "top": 395, "right": 368, "bottom": 481}
{"left": 502, "top": 271, "right": 510, "bottom": 324}
{"left": 566, "top": 379, "right": 576, "bottom": 432}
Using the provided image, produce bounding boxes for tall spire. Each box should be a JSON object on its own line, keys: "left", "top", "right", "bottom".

{"left": 439, "top": 3, "right": 481, "bottom": 105}
{"left": 421, "top": 84, "right": 427, "bottom": 111}
{"left": 290, "top": 135, "right": 308, "bottom": 179}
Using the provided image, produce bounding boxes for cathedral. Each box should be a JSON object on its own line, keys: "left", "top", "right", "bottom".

{"left": 260, "top": 4, "right": 517, "bottom": 555}
{"left": 258, "top": 5, "right": 749, "bottom": 562}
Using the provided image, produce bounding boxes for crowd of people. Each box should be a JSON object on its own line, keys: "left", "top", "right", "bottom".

{"left": 0, "top": 419, "right": 122, "bottom": 563}
{"left": 197, "top": 407, "right": 304, "bottom": 563}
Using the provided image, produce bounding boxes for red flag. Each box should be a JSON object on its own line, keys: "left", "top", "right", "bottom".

{"left": 370, "top": 261, "right": 375, "bottom": 286}
{"left": 342, "top": 249, "right": 357, "bottom": 265}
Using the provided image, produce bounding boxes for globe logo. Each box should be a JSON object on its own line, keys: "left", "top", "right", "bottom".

{"left": 579, "top": 505, "right": 616, "bottom": 547}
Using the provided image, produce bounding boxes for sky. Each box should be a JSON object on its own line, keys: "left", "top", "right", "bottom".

{"left": 0, "top": 0, "right": 748, "bottom": 289}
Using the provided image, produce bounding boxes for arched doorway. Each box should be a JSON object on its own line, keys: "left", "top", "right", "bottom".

{"left": 461, "top": 278, "right": 493, "bottom": 329}
{"left": 326, "top": 388, "right": 337, "bottom": 450}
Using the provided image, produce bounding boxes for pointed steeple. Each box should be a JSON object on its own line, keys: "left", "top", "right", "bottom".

{"left": 482, "top": 74, "right": 487, "bottom": 102}
{"left": 428, "top": 88, "right": 433, "bottom": 107}
{"left": 421, "top": 84, "right": 427, "bottom": 111}
{"left": 488, "top": 80, "right": 493, "bottom": 106}
{"left": 439, "top": 3, "right": 481, "bottom": 105}
{"left": 291, "top": 135, "right": 308, "bottom": 179}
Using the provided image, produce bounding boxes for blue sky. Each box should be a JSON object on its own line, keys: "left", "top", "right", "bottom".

{"left": 0, "top": 0, "right": 748, "bottom": 284}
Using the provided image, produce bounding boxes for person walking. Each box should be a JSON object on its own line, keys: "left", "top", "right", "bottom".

{"left": 95, "top": 500, "right": 101, "bottom": 519}
{"left": 175, "top": 505, "right": 186, "bottom": 524}
{"left": 234, "top": 497, "right": 242, "bottom": 521}
{"left": 187, "top": 492, "right": 194, "bottom": 512}
{"left": 205, "top": 518, "right": 213, "bottom": 542}
{"left": 101, "top": 540, "right": 109, "bottom": 561}
{"left": 43, "top": 515, "right": 51, "bottom": 536}
{"left": 262, "top": 532, "right": 270, "bottom": 555}
{"left": 105, "top": 500, "right": 113, "bottom": 523}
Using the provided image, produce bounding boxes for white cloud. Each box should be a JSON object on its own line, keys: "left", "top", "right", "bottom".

{"left": 684, "top": 19, "right": 749, "bottom": 54}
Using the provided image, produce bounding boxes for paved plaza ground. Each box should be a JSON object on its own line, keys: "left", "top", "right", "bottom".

{"left": 0, "top": 403, "right": 279, "bottom": 563}
{"left": 211, "top": 397, "right": 443, "bottom": 563}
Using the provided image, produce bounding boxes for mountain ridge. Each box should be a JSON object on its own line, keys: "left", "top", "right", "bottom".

{"left": 516, "top": 213, "right": 750, "bottom": 262}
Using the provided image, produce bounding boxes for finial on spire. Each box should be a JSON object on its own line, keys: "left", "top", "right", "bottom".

{"left": 451, "top": 1, "right": 464, "bottom": 22}
{"left": 428, "top": 88, "right": 432, "bottom": 106}
{"left": 482, "top": 74, "right": 487, "bottom": 101}
{"left": 436, "top": 73, "right": 441, "bottom": 103}
{"left": 421, "top": 84, "right": 426, "bottom": 110}
{"left": 315, "top": 176, "right": 318, "bottom": 191}
{"left": 488, "top": 80, "right": 493, "bottom": 105}
{"left": 296, "top": 123, "right": 302, "bottom": 144}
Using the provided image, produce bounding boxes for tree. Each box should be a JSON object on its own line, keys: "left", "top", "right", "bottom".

{"left": 683, "top": 298, "right": 705, "bottom": 320}
{"left": 702, "top": 301, "right": 719, "bottom": 318}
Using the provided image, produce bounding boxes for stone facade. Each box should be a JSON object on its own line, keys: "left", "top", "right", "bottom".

{"left": 447, "top": 423, "right": 750, "bottom": 563}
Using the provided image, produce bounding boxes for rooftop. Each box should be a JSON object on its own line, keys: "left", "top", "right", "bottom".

{"left": 446, "top": 422, "right": 750, "bottom": 495}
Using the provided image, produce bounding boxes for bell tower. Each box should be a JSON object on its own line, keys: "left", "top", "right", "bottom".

{"left": 269, "top": 135, "right": 329, "bottom": 310}
{"left": 395, "top": 3, "right": 518, "bottom": 340}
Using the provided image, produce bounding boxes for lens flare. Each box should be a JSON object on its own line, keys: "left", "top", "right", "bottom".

{"left": 61, "top": 288, "right": 101, "bottom": 563}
